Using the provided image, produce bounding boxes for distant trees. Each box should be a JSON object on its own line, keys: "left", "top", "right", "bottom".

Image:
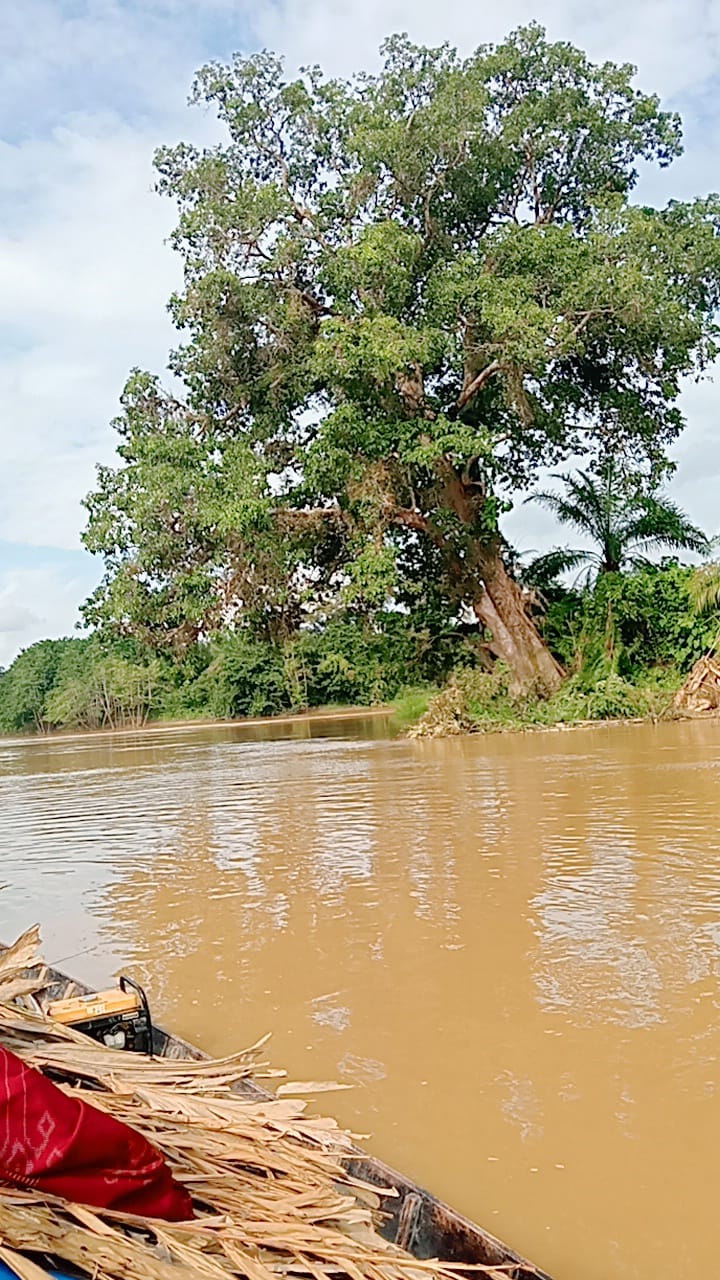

{"left": 0, "top": 612, "right": 464, "bottom": 734}
{"left": 44, "top": 651, "right": 162, "bottom": 730}
{"left": 0, "top": 640, "right": 69, "bottom": 732}
{"left": 0, "top": 639, "right": 162, "bottom": 733}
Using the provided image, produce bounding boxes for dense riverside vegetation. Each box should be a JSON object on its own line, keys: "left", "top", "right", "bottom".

{"left": 0, "top": 613, "right": 460, "bottom": 732}
{"left": 2, "top": 558, "right": 718, "bottom": 733}
{"left": 3, "top": 27, "right": 720, "bottom": 736}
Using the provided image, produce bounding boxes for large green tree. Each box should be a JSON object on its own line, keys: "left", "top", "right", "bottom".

{"left": 84, "top": 24, "right": 720, "bottom": 692}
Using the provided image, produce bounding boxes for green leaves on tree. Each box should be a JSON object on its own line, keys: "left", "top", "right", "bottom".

{"left": 83, "top": 25, "right": 720, "bottom": 694}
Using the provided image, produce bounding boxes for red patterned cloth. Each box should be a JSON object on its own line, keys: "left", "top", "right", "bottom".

{"left": 0, "top": 1046, "right": 194, "bottom": 1220}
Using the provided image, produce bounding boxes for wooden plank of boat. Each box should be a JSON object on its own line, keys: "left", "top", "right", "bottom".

{"left": 21, "top": 960, "right": 554, "bottom": 1280}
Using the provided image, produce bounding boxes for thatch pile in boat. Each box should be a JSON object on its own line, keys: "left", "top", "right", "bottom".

{"left": 0, "top": 930, "right": 515, "bottom": 1280}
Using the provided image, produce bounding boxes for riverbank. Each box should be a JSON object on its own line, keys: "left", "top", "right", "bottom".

{"left": 1, "top": 668, "right": 712, "bottom": 747}
{"left": 0, "top": 704, "right": 394, "bottom": 747}
{"left": 1, "top": 686, "right": 703, "bottom": 747}
{"left": 398, "top": 666, "right": 688, "bottom": 738}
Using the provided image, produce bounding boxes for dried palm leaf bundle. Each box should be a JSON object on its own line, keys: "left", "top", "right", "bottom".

{"left": 0, "top": 931, "right": 517, "bottom": 1280}
{"left": 674, "top": 653, "right": 720, "bottom": 714}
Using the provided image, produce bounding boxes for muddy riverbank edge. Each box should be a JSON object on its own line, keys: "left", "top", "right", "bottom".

{"left": 398, "top": 666, "right": 720, "bottom": 739}
{"left": 0, "top": 705, "right": 394, "bottom": 746}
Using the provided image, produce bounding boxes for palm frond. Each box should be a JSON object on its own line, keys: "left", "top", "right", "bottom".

{"left": 529, "top": 469, "right": 620, "bottom": 554}
{"left": 522, "top": 546, "right": 594, "bottom": 590}
{"left": 529, "top": 468, "right": 709, "bottom": 576}
{"left": 528, "top": 486, "right": 586, "bottom": 527}
{"left": 623, "top": 496, "right": 710, "bottom": 560}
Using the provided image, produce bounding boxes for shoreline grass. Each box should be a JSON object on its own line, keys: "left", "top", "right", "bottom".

{"left": 403, "top": 667, "right": 688, "bottom": 738}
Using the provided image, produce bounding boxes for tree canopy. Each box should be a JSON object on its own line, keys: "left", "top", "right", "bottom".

{"left": 83, "top": 24, "right": 720, "bottom": 693}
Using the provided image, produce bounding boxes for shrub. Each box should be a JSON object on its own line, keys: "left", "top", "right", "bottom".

{"left": 541, "top": 561, "right": 718, "bottom": 678}
{"left": 192, "top": 635, "right": 291, "bottom": 719}
{"left": 409, "top": 663, "right": 675, "bottom": 736}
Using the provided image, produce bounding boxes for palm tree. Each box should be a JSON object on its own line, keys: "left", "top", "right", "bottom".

{"left": 527, "top": 467, "right": 709, "bottom": 582}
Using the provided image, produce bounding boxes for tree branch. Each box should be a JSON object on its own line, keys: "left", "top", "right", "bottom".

{"left": 457, "top": 359, "right": 503, "bottom": 411}
{"left": 392, "top": 505, "right": 473, "bottom": 596}
{"left": 274, "top": 505, "right": 346, "bottom": 529}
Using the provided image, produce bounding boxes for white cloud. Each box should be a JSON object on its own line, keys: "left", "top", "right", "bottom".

{"left": 0, "top": 558, "right": 98, "bottom": 669}
{"left": 252, "top": 0, "right": 720, "bottom": 98}
{"left": 0, "top": 115, "right": 181, "bottom": 550}
{"left": 1, "top": 1, "right": 248, "bottom": 135}
{"left": 668, "top": 378, "right": 720, "bottom": 542}
{"left": 0, "top": 603, "right": 40, "bottom": 635}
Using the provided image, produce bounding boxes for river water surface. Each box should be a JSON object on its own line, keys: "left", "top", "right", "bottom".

{"left": 2, "top": 714, "right": 720, "bottom": 1277}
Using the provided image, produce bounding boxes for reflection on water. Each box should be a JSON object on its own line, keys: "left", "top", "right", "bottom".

{"left": 2, "top": 715, "right": 720, "bottom": 1277}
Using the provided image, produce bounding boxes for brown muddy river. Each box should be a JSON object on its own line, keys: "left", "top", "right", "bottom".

{"left": 2, "top": 713, "right": 720, "bottom": 1277}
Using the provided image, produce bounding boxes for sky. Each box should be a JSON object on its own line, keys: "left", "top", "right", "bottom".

{"left": 2, "top": 0, "right": 720, "bottom": 667}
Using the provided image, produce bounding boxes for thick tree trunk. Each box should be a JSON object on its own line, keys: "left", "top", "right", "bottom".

{"left": 472, "top": 546, "right": 564, "bottom": 696}
{"left": 392, "top": 481, "right": 564, "bottom": 697}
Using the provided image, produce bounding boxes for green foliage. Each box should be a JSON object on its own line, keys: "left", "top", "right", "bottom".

{"left": 0, "top": 637, "right": 165, "bottom": 734}
{"left": 410, "top": 663, "right": 674, "bottom": 737}
{"left": 3, "top": 560, "right": 717, "bottom": 737}
{"left": 391, "top": 686, "right": 439, "bottom": 728}
{"left": 192, "top": 635, "right": 291, "bottom": 719}
{"left": 0, "top": 639, "right": 76, "bottom": 732}
{"left": 690, "top": 560, "right": 720, "bottom": 616}
{"left": 184, "top": 612, "right": 463, "bottom": 719}
{"left": 0, "top": 607, "right": 470, "bottom": 735}
{"left": 407, "top": 556, "right": 720, "bottom": 735}
{"left": 82, "top": 26, "right": 720, "bottom": 693}
{"left": 295, "top": 614, "right": 428, "bottom": 706}
{"left": 45, "top": 651, "right": 163, "bottom": 730}
{"left": 10, "top": 10, "right": 720, "bottom": 755}
{"left": 168, "top": 611, "right": 435, "bottom": 719}
{"left": 542, "top": 561, "right": 718, "bottom": 677}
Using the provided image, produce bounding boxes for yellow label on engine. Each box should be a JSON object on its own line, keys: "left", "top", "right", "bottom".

{"left": 47, "top": 988, "right": 140, "bottom": 1025}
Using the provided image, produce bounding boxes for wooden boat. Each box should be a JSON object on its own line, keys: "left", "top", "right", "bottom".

{"left": 7, "top": 957, "right": 553, "bottom": 1280}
